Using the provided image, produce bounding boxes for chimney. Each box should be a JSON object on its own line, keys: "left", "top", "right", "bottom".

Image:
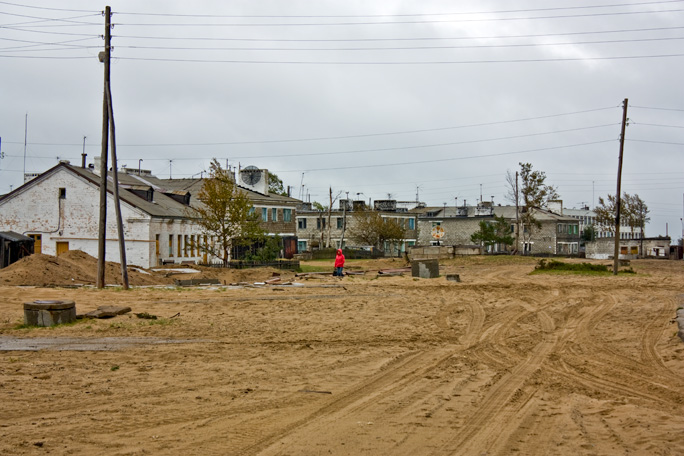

{"left": 547, "top": 200, "right": 563, "bottom": 215}
{"left": 81, "top": 152, "right": 87, "bottom": 168}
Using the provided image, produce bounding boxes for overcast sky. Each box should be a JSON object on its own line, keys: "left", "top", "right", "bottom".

{"left": 1, "top": 0, "right": 682, "bottom": 237}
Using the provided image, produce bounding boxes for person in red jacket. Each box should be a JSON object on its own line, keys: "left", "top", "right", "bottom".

{"left": 334, "top": 249, "right": 345, "bottom": 277}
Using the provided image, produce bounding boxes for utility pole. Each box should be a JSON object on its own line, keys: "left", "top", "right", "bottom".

{"left": 613, "top": 98, "right": 628, "bottom": 275}
{"left": 96, "top": 6, "right": 111, "bottom": 289}
{"left": 81, "top": 136, "right": 87, "bottom": 168}
{"left": 23, "top": 113, "right": 28, "bottom": 179}
{"left": 515, "top": 171, "right": 520, "bottom": 254}
{"left": 106, "top": 81, "right": 129, "bottom": 289}
{"left": 340, "top": 191, "right": 349, "bottom": 248}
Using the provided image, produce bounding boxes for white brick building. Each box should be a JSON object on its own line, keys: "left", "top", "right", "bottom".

{"left": 0, "top": 162, "right": 301, "bottom": 268}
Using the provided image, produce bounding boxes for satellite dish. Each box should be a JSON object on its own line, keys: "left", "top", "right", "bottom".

{"left": 240, "top": 166, "right": 262, "bottom": 185}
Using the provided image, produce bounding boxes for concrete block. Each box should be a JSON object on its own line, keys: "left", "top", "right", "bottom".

{"left": 411, "top": 259, "right": 439, "bottom": 279}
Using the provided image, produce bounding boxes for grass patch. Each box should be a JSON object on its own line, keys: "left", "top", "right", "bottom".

{"left": 298, "top": 264, "right": 332, "bottom": 273}
{"left": 531, "top": 259, "right": 636, "bottom": 276}
{"left": 144, "top": 318, "right": 175, "bottom": 326}
{"left": 13, "top": 319, "right": 84, "bottom": 330}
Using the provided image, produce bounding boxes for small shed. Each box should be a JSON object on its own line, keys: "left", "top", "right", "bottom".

{"left": 0, "top": 231, "right": 34, "bottom": 269}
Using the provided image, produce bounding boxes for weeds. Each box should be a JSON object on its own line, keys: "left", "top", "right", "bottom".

{"left": 532, "top": 259, "right": 636, "bottom": 276}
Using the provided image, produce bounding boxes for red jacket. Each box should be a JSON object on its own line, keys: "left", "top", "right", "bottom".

{"left": 334, "top": 249, "right": 345, "bottom": 267}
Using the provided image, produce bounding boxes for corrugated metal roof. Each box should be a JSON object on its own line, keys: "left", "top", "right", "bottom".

{"left": 0, "top": 231, "right": 33, "bottom": 242}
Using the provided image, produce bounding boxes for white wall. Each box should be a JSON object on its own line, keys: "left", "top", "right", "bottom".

{"left": 0, "top": 169, "right": 153, "bottom": 267}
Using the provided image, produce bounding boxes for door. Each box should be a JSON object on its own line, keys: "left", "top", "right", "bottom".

{"left": 29, "top": 234, "right": 42, "bottom": 253}
{"left": 56, "top": 241, "right": 69, "bottom": 256}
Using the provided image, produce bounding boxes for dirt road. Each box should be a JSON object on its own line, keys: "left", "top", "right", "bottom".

{"left": 1, "top": 258, "right": 683, "bottom": 455}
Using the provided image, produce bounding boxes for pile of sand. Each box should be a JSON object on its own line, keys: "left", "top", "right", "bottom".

{"left": 0, "top": 250, "right": 172, "bottom": 287}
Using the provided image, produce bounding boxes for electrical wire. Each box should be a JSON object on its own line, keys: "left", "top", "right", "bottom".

{"left": 627, "top": 139, "right": 684, "bottom": 146}
{"left": 111, "top": 9, "right": 684, "bottom": 27}
{"left": 630, "top": 105, "right": 684, "bottom": 112}
{"left": 0, "top": 2, "right": 98, "bottom": 13}
{"left": 285, "top": 140, "right": 616, "bottom": 173}
{"left": 112, "top": 53, "right": 684, "bottom": 64}
{"left": 0, "top": 113, "right": 618, "bottom": 148}
{"left": 114, "top": 36, "right": 684, "bottom": 52}
{"left": 112, "top": 1, "right": 684, "bottom": 18}
{"left": 632, "top": 122, "right": 684, "bottom": 129}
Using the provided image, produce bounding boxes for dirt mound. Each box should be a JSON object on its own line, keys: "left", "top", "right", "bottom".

{"left": 170, "top": 265, "right": 297, "bottom": 284}
{"left": 0, "top": 250, "right": 171, "bottom": 287}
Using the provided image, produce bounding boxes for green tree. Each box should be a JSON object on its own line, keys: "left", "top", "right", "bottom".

{"left": 244, "top": 235, "right": 281, "bottom": 262}
{"left": 268, "top": 173, "right": 288, "bottom": 196}
{"left": 191, "top": 159, "right": 264, "bottom": 265}
{"left": 581, "top": 225, "right": 597, "bottom": 243}
{"left": 517, "top": 162, "right": 559, "bottom": 252}
{"left": 348, "top": 210, "right": 406, "bottom": 253}
{"left": 470, "top": 215, "right": 514, "bottom": 251}
{"left": 595, "top": 193, "right": 649, "bottom": 238}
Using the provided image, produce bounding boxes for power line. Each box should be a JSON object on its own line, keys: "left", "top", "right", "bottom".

{"left": 631, "top": 105, "right": 684, "bottom": 112}
{"left": 0, "top": 2, "right": 98, "bottom": 13}
{"left": 632, "top": 122, "right": 684, "bottom": 129}
{"left": 0, "top": 11, "right": 101, "bottom": 24}
{"left": 286, "top": 140, "right": 616, "bottom": 173}
{"left": 627, "top": 139, "right": 684, "bottom": 146}
{"left": 112, "top": 1, "right": 684, "bottom": 18}
{"left": 0, "top": 110, "right": 618, "bottom": 147}
{"left": 112, "top": 26, "right": 684, "bottom": 43}
{"left": 111, "top": 8, "right": 684, "bottom": 27}
{"left": 111, "top": 53, "right": 684, "bottom": 65}
{"left": 114, "top": 36, "right": 684, "bottom": 52}
{"left": 0, "top": 36, "right": 98, "bottom": 51}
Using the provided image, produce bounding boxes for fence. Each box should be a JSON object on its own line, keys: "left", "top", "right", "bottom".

{"left": 309, "top": 248, "right": 386, "bottom": 260}
{"left": 197, "top": 260, "right": 300, "bottom": 270}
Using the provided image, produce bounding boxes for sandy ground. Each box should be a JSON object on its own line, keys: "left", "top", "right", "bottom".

{"left": 0, "top": 255, "right": 683, "bottom": 455}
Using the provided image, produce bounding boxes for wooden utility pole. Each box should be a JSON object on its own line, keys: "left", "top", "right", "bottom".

{"left": 106, "top": 81, "right": 129, "bottom": 289}
{"left": 515, "top": 171, "right": 520, "bottom": 254}
{"left": 613, "top": 98, "right": 628, "bottom": 275}
{"left": 340, "top": 191, "right": 349, "bottom": 248}
{"left": 97, "top": 6, "right": 111, "bottom": 288}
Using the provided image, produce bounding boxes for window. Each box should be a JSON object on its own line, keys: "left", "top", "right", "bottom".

{"left": 337, "top": 217, "right": 343, "bottom": 229}
{"left": 169, "top": 234, "right": 174, "bottom": 256}
{"left": 262, "top": 208, "right": 268, "bottom": 221}
{"left": 177, "top": 235, "right": 182, "bottom": 257}
{"left": 272, "top": 208, "right": 278, "bottom": 221}
{"left": 155, "top": 234, "right": 160, "bottom": 255}
{"left": 283, "top": 209, "right": 292, "bottom": 222}
{"left": 298, "top": 218, "right": 307, "bottom": 229}
{"left": 408, "top": 218, "right": 415, "bottom": 230}
{"left": 297, "top": 240, "right": 307, "bottom": 252}
{"left": 58, "top": 187, "right": 66, "bottom": 199}
{"left": 317, "top": 218, "right": 326, "bottom": 229}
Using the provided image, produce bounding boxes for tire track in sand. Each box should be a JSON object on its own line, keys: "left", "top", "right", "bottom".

{"left": 247, "top": 296, "right": 486, "bottom": 455}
